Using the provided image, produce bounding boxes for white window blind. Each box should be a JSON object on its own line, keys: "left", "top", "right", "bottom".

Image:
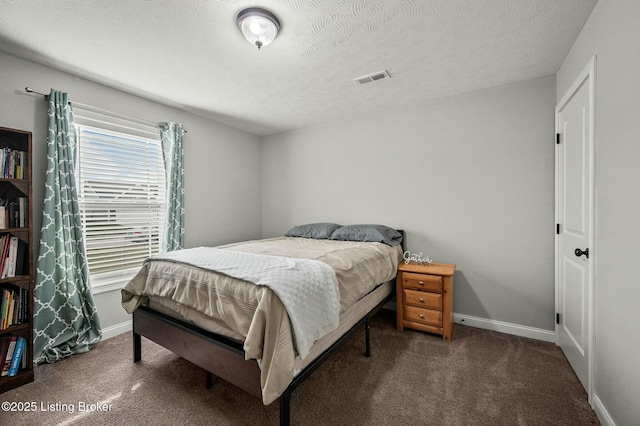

{"left": 74, "top": 105, "right": 166, "bottom": 292}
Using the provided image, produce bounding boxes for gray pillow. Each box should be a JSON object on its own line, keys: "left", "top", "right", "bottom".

{"left": 285, "top": 223, "right": 343, "bottom": 239}
{"left": 330, "top": 224, "right": 403, "bottom": 246}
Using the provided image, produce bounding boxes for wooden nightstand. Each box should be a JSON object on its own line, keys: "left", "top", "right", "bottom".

{"left": 396, "top": 262, "right": 456, "bottom": 340}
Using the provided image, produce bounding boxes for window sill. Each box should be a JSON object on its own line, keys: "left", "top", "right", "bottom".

{"left": 89, "top": 267, "right": 140, "bottom": 295}
{"left": 91, "top": 279, "right": 129, "bottom": 295}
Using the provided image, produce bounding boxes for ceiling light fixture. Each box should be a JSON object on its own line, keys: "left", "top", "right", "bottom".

{"left": 236, "top": 7, "right": 281, "bottom": 50}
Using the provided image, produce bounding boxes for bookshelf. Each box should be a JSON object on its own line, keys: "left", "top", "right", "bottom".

{"left": 0, "top": 127, "right": 33, "bottom": 393}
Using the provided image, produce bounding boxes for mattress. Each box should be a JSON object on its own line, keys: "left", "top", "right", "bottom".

{"left": 122, "top": 236, "right": 401, "bottom": 404}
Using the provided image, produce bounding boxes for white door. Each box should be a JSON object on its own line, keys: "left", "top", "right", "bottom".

{"left": 555, "top": 57, "right": 595, "bottom": 398}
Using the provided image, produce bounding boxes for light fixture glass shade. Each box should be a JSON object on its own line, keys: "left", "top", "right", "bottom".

{"left": 237, "top": 8, "right": 280, "bottom": 49}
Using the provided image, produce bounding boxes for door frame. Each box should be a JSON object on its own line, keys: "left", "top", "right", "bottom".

{"left": 555, "top": 56, "right": 596, "bottom": 404}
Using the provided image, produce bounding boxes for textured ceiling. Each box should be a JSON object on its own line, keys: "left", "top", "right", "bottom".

{"left": 0, "top": 0, "right": 597, "bottom": 136}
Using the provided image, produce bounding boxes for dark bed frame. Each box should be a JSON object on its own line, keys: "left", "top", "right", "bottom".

{"left": 133, "top": 293, "right": 391, "bottom": 425}
{"left": 131, "top": 231, "right": 404, "bottom": 426}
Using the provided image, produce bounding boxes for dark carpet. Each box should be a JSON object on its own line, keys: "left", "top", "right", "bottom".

{"left": 0, "top": 310, "right": 599, "bottom": 425}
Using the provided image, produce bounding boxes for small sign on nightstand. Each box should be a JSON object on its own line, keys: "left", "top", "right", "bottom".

{"left": 402, "top": 250, "right": 433, "bottom": 266}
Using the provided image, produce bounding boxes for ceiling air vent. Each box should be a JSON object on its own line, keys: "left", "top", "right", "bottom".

{"left": 354, "top": 70, "right": 390, "bottom": 85}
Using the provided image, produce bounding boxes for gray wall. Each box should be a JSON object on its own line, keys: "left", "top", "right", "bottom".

{"left": 262, "top": 75, "right": 556, "bottom": 331}
{"left": 0, "top": 51, "right": 262, "bottom": 330}
{"left": 556, "top": 1, "right": 640, "bottom": 424}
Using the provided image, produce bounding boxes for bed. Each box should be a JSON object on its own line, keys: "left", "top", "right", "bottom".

{"left": 121, "top": 224, "right": 404, "bottom": 425}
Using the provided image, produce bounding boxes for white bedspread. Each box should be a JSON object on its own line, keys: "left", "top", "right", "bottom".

{"left": 151, "top": 247, "right": 340, "bottom": 358}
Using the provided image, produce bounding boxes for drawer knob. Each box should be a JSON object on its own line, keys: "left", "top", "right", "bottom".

{"left": 419, "top": 298, "right": 425, "bottom": 303}
{"left": 418, "top": 281, "right": 424, "bottom": 286}
{"left": 419, "top": 314, "right": 425, "bottom": 319}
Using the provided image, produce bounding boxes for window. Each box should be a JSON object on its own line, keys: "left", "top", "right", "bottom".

{"left": 74, "top": 106, "right": 165, "bottom": 293}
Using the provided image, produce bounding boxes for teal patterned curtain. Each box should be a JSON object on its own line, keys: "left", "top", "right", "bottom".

{"left": 159, "top": 122, "right": 184, "bottom": 252}
{"left": 33, "top": 89, "right": 102, "bottom": 365}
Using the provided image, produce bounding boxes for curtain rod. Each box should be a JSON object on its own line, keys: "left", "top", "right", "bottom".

{"left": 24, "top": 86, "right": 187, "bottom": 133}
{"left": 25, "top": 87, "right": 48, "bottom": 97}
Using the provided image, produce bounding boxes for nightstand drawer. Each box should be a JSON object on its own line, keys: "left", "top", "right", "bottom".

{"left": 404, "top": 305, "right": 442, "bottom": 327}
{"left": 404, "top": 289, "right": 442, "bottom": 310}
{"left": 402, "top": 272, "right": 442, "bottom": 293}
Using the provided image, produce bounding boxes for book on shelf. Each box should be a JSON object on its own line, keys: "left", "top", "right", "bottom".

{"left": 0, "top": 334, "right": 27, "bottom": 377}
{"left": 15, "top": 240, "right": 26, "bottom": 276}
{"left": 5, "top": 236, "right": 17, "bottom": 278}
{"left": 18, "top": 197, "right": 27, "bottom": 227}
{"left": 21, "top": 338, "right": 27, "bottom": 370}
{"left": 5, "top": 291, "right": 14, "bottom": 329}
{"left": 0, "top": 334, "right": 17, "bottom": 376}
{"left": 0, "top": 236, "right": 26, "bottom": 279}
{"left": 7, "top": 336, "right": 25, "bottom": 377}
{"left": 0, "top": 335, "right": 11, "bottom": 370}
{"left": 0, "top": 235, "right": 8, "bottom": 278}
{"left": 0, "top": 197, "right": 28, "bottom": 229}
{"left": 0, "top": 286, "right": 28, "bottom": 330}
{"left": 1, "top": 147, "right": 28, "bottom": 180}
{"left": 0, "top": 288, "right": 10, "bottom": 329}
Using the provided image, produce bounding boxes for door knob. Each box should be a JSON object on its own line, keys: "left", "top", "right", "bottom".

{"left": 574, "top": 248, "right": 589, "bottom": 259}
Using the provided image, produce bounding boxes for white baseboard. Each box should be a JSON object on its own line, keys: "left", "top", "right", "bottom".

{"left": 453, "top": 313, "right": 556, "bottom": 342}
{"left": 102, "top": 312, "right": 555, "bottom": 344}
{"left": 101, "top": 320, "right": 132, "bottom": 340}
{"left": 593, "top": 394, "right": 615, "bottom": 426}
